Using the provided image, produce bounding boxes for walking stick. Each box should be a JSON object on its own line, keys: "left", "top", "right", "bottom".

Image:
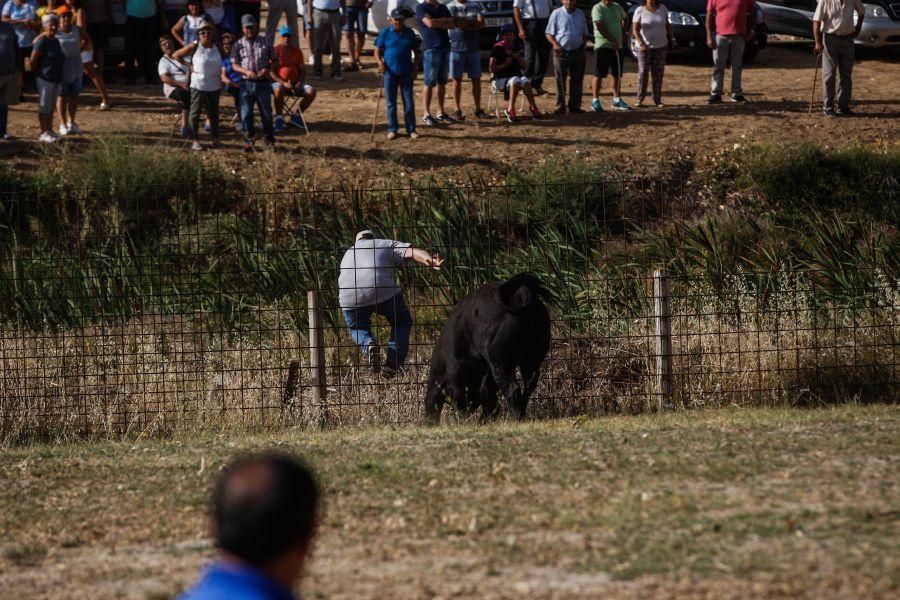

{"left": 808, "top": 53, "right": 821, "bottom": 115}
{"left": 370, "top": 74, "right": 384, "bottom": 141}
{"left": 614, "top": 47, "right": 623, "bottom": 98}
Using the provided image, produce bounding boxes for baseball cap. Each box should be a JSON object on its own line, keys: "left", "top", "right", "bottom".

{"left": 241, "top": 14, "right": 257, "bottom": 27}
{"left": 278, "top": 25, "right": 293, "bottom": 37}
{"left": 54, "top": 4, "right": 72, "bottom": 15}
{"left": 390, "top": 7, "right": 413, "bottom": 19}
{"left": 500, "top": 23, "right": 516, "bottom": 34}
{"left": 42, "top": 13, "right": 59, "bottom": 25}
{"left": 355, "top": 230, "right": 375, "bottom": 242}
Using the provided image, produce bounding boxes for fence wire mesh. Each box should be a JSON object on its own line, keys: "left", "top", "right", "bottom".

{"left": 0, "top": 180, "right": 896, "bottom": 438}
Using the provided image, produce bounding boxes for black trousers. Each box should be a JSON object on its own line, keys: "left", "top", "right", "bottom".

{"left": 124, "top": 15, "right": 160, "bottom": 83}
{"left": 524, "top": 18, "right": 551, "bottom": 89}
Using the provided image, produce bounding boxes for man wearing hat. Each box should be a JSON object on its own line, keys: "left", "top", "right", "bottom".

{"left": 272, "top": 24, "right": 316, "bottom": 131}
{"left": 231, "top": 13, "right": 277, "bottom": 150}
{"left": 374, "top": 7, "right": 420, "bottom": 140}
{"left": 338, "top": 230, "right": 443, "bottom": 377}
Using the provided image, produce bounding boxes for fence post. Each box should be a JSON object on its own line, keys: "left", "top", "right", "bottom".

{"left": 307, "top": 290, "right": 328, "bottom": 428}
{"left": 652, "top": 269, "right": 674, "bottom": 410}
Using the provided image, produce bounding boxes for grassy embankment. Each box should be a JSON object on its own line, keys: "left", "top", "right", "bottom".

{"left": 1, "top": 405, "right": 898, "bottom": 598}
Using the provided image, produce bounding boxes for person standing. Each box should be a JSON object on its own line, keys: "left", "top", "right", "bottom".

{"left": 415, "top": 0, "right": 455, "bottom": 126}
{"left": 0, "top": 19, "right": 21, "bottom": 141}
{"left": 447, "top": 0, "right": 484, "bottom": 121}
{"left": 632, "top": 0, "right": 672, "bottom": 107}
{"left": 590, "top": 0, "right": 629, "bottom": 112}
{"left": 1, "top": 0, "right": 37, "bottom": 81}
{"left": 338, "top": 230, "right": 442, "bottom": 377}
{"left": 171, "top": 0, "right": 208, "bottom": 46}
{"left": 178, "top": 453, "right": 321, "bottom": 600}
{"left": 54, "top": 5, "right": 85, "bottom": 135}
{"left": 73, "top": 1, "right": 111, "bottom": 109}
{"left": 545, "top": 0, "right": 589, "bottom": 115}
{"left": 231, "top": 13, "right": 276, "bottom": 150}
{"left": 342, "top": 0, "right": 368, "bottom": 70}
{"left": 173, "top": 18, "right": 222, "bottom": 150}
{"left": 375, "top": 6, "right": 420, "bottom": 140}
{"left": 124, "top": 0, "right": 163, "bottom": 85}
{"left": 813, "top": 0, "right": 863, "bottom": 117}
{"left": 512, "top": 0, "right": 551, "bottom": 94}
{"left": 705, "top": 0, "right": 756, "bottom": 104}
{"left": 29, "top": 13, "right": 65, "bottom": 142}
{"left": 308, "top": 0, "right": 344, "bottom": 81}
{"left": 266, "top": 0, "right": 299, "bottom": 47}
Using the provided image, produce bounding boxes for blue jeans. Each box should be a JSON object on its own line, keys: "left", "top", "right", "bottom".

{"left": 342, "top": 293, "right": 413, "bottom": 368}
{"left": 343, "top": 6, "right": 368, "bottom": 32}
{"left": 423, "top": 47, "right": 449, "bottom": 87}
{"left": 239, "top": 79, "right": 275, "bottom": 143}
{"left": 384, "top": 71, "right": 416, "bottom": 134}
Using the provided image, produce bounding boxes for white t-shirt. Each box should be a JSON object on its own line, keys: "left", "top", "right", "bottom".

{"left": 190, "top": 44, "right": 223, "bottom": 91}
{"left": 158, "top": 55, "right": 190, "bottom": 97}
{"left": 633, "top": 4, "right": 669, "bottom": 49}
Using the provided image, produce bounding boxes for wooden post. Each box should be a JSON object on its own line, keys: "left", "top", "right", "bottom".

{"left": 652, "top": 269, "right": 674, "bottom": 410}
{"left": 307, "top": 291, "right": 327, "bottom": 427}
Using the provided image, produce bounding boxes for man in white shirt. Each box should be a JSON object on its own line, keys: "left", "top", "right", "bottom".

{"left": 512, "top": 0, "right": 553, "bottom": 94}
{"left": 812, "top": 0, "right": 864, "bottom": 117}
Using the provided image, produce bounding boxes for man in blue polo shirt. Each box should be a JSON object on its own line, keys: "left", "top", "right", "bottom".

{"left": 375, "top": 7, "right": 421, "bottom": 140}
{"left": 545, "top": 0, "right": 590, "bottom": 114}
{"left": 179, "top": 453, "right": 321, "bottom": 600}
{"left": 415, "top": 0, "right": 457, "bottom": 126}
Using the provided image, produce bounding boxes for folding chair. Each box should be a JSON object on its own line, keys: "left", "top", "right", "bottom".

{"left": 280, "top": 89, "right": 310, "bottom": 135}
{"left": 486, "top": 78, "right": 526, "bottom": 122}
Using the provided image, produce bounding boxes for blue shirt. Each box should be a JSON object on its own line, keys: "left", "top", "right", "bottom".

{"left": 374, "top": 25, "right": 420, "bottom": 78}
{"left": 179, "top": 563, "right": 296, "bottom": 600}
{"left": 545, "top": 6, "right": 589, "bottom": 52}
{"left": 415, "top": 1, "right": 451, "bottom": 50}
{"left": 1, "top": 1, "right": 36, "bottom": 48}
{"left": 222, "top": 56, "right": 243, "bottom": 85}
{"left": 448, "top": 1, "right": 481, "bottom": 53}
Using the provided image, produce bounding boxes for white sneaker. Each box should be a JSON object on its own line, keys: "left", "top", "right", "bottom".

{"left": 99, "top": 102, "right": 110, "bottom": 110}
{"left": 409, "top": 131, "right": 420, "bottom": 139}
{"left": 386, "top": 131, "right": 397, "bottom": 140}
{"left": 58, "top": 123, "right": 69, "bottom": 136}
{"left": 68, "top": 122, "right": 83, "bottom": 135}
{"left": 39, "top": 131, "right": 57, "bottom": 143}
{"left": 191, "top": 140, "right": 202, "bottom": 151}
{"left": 1, "top": 133, "right": 11, "bottom": 141}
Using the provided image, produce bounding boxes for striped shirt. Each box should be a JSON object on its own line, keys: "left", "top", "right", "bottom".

{"left": 231, "top": 35, "right": 275, "bottom": 77}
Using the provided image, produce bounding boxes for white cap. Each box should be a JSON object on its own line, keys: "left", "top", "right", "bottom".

{"left": 355, "top": 230, "right": 375, "bottom": 242}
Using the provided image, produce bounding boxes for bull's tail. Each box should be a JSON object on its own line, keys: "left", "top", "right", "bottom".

{"left": 495, "top": 272, "right": 550, "bottom": 314}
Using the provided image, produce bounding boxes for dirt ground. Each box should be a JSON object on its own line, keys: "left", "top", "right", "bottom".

{"left": 2, "top": 37, "right": 899, "bottom": 184}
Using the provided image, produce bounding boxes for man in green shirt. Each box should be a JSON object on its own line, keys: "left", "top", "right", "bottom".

{"left": 590, "top": 0, "right": 630, "bottom": 111}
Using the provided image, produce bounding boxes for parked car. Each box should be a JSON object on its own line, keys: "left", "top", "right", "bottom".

{"left": 758, "top": 0, "right": 900, "bottom": 47}
{"left": 368, "top": 0, "right": 517, "bottom": 48}
{"left": 618, "top": 0, "right": 769, "bottom": 62}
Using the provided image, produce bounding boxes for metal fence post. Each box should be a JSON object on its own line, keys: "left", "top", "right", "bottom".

{"left": 307, "top": 290, "right": 328, "bottom": 428}
{"left": 653, "top": 269, "right": 674, "bottom": 410}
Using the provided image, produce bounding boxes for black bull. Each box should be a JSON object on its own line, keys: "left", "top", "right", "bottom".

{"left": 424, "top": 273, "right": 551, "bottom": 423}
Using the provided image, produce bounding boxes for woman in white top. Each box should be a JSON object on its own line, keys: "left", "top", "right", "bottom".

{"left": 631, "top": 0, "right": 673, "bottom": 107}
{"left": 173, "top": 19, "right": 223, "bottom": 150}
{"left": 158, "top": 35, "right": 192, "bottom": 138}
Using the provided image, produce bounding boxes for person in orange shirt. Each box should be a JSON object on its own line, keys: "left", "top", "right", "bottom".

{"left": 271, "top": 25, "right": 316, "bottom": 132}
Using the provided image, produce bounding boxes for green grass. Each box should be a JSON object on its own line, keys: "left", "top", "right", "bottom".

{"left": 1, "top": 406, "right": 898, "bottom": 597}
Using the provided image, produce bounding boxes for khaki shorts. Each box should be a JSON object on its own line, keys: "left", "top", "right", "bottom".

{"left": 0, "top": 72, "right": 21, "bottom": 106}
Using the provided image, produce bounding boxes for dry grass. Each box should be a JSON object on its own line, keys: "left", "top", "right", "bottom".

{"left": 1, "top": 405, "right": 898, "bottom": 598}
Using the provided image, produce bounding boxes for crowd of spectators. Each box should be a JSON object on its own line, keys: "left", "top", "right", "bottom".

{"left": 0, "top": 0, "right": 867, "bottom": 145}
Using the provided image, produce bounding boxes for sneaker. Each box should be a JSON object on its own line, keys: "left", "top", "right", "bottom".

{"left": 331, "top": 74, "right": 344, "bottom": 82}
{"left": 504, "top": 107, "right": 517, "bottom": 122}
{"left": 409, "top": 131, "right": 420, "bottom": 139}
{"left": 67, "top": 122, "right": 83, "bottom": 135}
{"left": 654, "top": 100, "right": 665, "bottom": 107}
{"left": 730, "top": 94, "right": 747, "bottom": 103}
{"left": 836, "top": 107, "right": 854, "bottom": 116}
{"left": 823, "top": 107, "right": 836, "bottom": 118}
{"left": 99, "top": 102, "right": 110, "bottom": 111}
{"left": 591, "top": 98, "right": 603, "bottom": 112}
{"left": 474, "top": 108, "right": 487, "bottom": 118}
{"left": 530, "top": 105, "right": 542, "bottom": 119}
{"left": 38, "top": 131, "right": 57, "bottom": 143}
{"left": 274, "top": 116, "right": 286, "bottom": 132}
{"left": 191, "top": 140, "right": 202, "bottom": 151}
{"left": 422, "top": 114, "right": 437, "bottom": 126}
{"left": 635, "top": 99, "right": 644, "bottom": 107}
{"left": 612, "top": 98, "right": 631, "bottom": 110}
{"left": 387, "top": 131, "right": 398, "bottom": 140}
{"left": 450, "top": 110, "right": 464, "bottom": 121}
{"left": 1, "top": 133, "right": 11, "bottom": 141}
{"left": 707, "top": 94, "right": 722, "bottom": 104}
{"left": 364, "top": 343, "right": 381, "bottom": 374}
{"left": 290, "top": 113, "right": 304, "bottom": 127}
{"left": 307, "top": 56, "right": 315, "bottom": 65}
{"left": 435, "top": 113, "right": 453, "bottom": 123}
{"left": 58, "top": 123, "right": 69, "bottom": 136}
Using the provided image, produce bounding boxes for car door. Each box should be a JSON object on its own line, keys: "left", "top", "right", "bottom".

{"left": 779, "top": 0, "right": 818, "bottom": 37}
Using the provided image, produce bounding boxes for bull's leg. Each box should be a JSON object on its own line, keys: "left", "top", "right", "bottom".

{"left": 479, "top": 374, "right": 499, "bottom": 421}
{"left": 424, "top": 380, "right": 445, "bottom": 425}
{"left": 487, "top": 361, "right": 524, "bottom": 420}
{"left": 519, "top": 366, "right": 541, "bottom": 417}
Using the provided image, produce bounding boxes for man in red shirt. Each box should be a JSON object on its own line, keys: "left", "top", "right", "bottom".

{"left": 271, "top": 26, "right": 317, "bottom": 132}
{"left": 705, "top": 0, "right": 756, "bottom": 104}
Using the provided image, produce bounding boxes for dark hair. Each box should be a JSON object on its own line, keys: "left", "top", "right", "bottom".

{"left": 213, "top": 453, "right": 320, "bottom": 566}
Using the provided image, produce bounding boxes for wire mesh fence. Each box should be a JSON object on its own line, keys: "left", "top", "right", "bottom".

{"left": 0, "top": 180, "right": 896, "bottom": 439}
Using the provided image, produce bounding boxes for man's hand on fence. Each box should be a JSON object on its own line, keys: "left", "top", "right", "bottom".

{"left": 426, "top": 253, "right": 444, "bottom": 270}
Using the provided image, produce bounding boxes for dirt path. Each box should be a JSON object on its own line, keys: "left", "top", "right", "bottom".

{"left": 2, "top": 38, "right": 899, "bottom": 184}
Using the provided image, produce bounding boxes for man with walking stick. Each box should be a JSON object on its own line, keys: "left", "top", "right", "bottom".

{"left": 375, "top": 7, "right": 421, "bottom": 140}
{"left": 590, "top": 0, "right": 630, "bottom": 112}
{"left": 813, "top": 0, "right": 864, "bottom": 117}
